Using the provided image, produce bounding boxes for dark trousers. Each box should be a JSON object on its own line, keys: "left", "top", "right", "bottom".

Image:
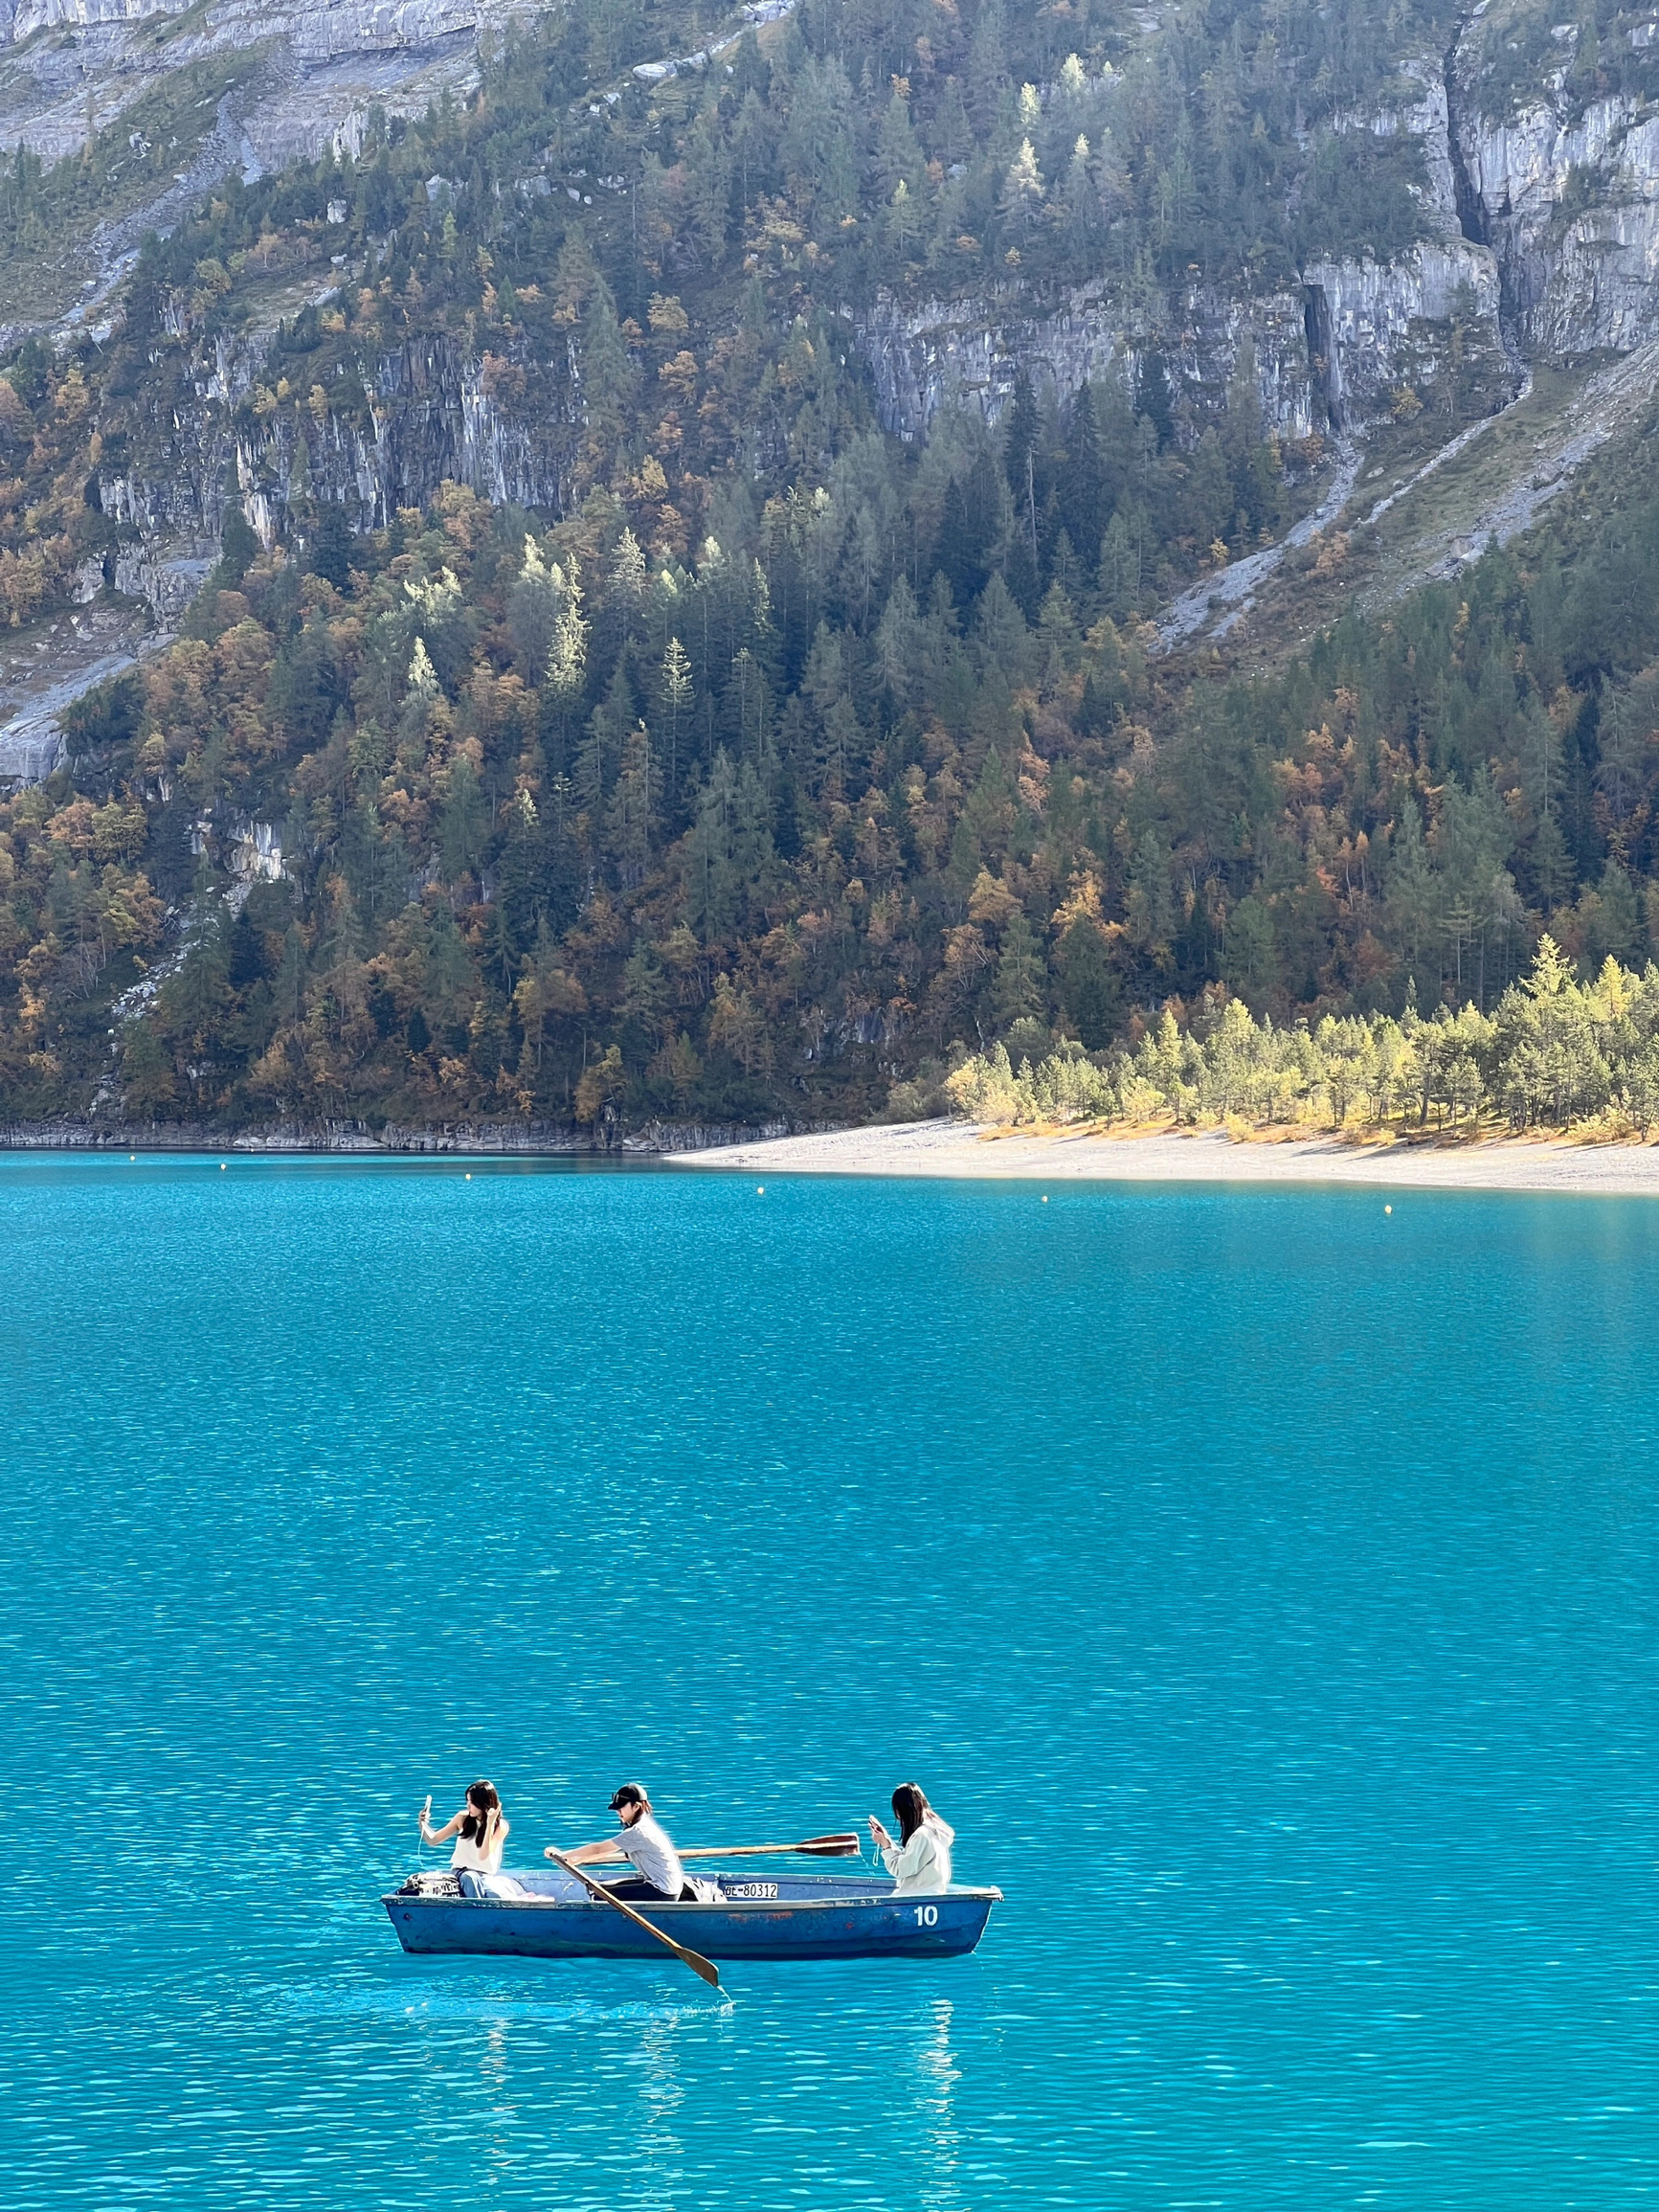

{"left": 608, "top": 1878, "right": 697, "bottom": 1902}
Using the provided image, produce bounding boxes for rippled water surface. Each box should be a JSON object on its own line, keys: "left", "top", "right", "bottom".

{"left": 2, "top": 1155, "right": 1655, "bottom": 2207}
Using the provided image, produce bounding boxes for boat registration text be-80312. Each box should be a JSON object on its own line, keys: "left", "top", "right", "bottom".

{"left": 724, "top": 1882, "right": 779, "bottom": 1899}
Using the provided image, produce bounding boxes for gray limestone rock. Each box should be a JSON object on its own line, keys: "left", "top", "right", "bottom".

{"left": 0, "top": 0, "right": 517, "bottom": 174}
{"left": 23, "top": 0, "right": 1659, "bottom": 633}
{"left": 855, "top": 240, "right": 1515, "bottom": 449}
{"left": 851, "top": 38, "right": 1538, "bottom": 456}
{"left": 1456, "top": 82, "right": 1659, "bottom": 352}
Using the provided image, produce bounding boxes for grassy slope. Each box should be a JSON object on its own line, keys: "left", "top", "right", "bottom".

{"left": 1169, "top": 354, "right": 1659, "bottom": 680}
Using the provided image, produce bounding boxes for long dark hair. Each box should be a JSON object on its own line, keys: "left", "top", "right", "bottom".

{"left": 460, "top": 1780, "right": 500, "bottom": 1843}
{"left": 891, "top": 1783, "right": 931, "bottom": 1845}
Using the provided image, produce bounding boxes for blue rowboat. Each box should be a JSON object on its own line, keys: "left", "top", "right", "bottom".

{"left": 382, "top": 1866, "right": 1001, "bottom": 1962}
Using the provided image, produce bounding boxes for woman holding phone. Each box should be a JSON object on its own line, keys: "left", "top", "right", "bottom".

{"left": 419, "top": 1780, "right": 509, "bottom": 1872}
{"left": 868, "top": 1783, "right": 953, "bottom": 1895}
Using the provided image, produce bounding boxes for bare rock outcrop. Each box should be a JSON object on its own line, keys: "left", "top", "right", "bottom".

{"left": 0, "top": 0, "right": 517, "bottom": 175}
{"left": 1456, "top": 79, "right": 1659, "bottom": 353}
{"left": 856, "top": 234, "right": 1514, "bottom": 449}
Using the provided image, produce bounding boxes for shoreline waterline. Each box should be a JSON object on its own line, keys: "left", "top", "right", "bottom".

{"left": 672, "top": 1117, "right": 1659, "bottom": 1195}
{"left": 9, "top": 1119, "right": 1659, "bottom": 1194}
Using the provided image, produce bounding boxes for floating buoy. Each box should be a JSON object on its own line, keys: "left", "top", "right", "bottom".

{"left": 128, "top": 1154, "right": 135, "bottom": 1162}
{"left": 465, "top": 1171, "right": 472, "bottom": 1181}
{"left": 757, "top": 1185, "right": 764, "bottom": 1194}
{"left": 1042, "top": 1194, "right": 1048, "bottom": 1203}
{"left": 220, "top": 1162, "right": 226, "bottom": 1171}
{"left": 1384, "top": 1204, "right": 1392, "bottom": 1215}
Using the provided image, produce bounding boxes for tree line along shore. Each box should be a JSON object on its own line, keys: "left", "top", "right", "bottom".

{"left": 935, "top": 938, "right": 1659, "bottom": 1140}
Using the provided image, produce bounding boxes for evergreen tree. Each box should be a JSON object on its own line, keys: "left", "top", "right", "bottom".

{"left": 1135, "top": 351, "right": 1177, "bottom": 451}
{"left": 1060, "top": 385, "right": 1110, "bottom": 568}
{"left": 992, "top": 909, "right": 1044, "bottom": 1029}
{"left": 309, "top": 503, "right": 351, "bottom": 590}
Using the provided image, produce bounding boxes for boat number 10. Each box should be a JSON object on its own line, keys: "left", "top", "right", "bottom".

{"left": 911, "top": 1904, "right": 939, "bottom": 1926}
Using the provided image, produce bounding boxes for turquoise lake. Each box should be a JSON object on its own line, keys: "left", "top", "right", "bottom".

{"left": 2, "top": 1155, "right": 1654, "bottom": 2206}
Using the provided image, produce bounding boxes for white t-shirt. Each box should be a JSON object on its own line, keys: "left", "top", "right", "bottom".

{"left": 613, "top": 1812, "right": 684, "bottom": 1896}
{"left": 451, "top": 1817, "right": 504, "bottom": 1873}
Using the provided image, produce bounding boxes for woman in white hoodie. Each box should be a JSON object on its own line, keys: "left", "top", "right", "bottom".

{"left": 869, "top": 1783, "right": 954, "bottom": 1895}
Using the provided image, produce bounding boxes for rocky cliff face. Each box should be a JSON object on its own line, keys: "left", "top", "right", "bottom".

{"left": 40, "top": 1, "right": 1659, "bottom": 637}
{"left": 101, "top": 328, "right": 579, "bottom": 604}
{"left": 855, "top": 10, "right": 1659, "bottom": 455}
{"left": 854, "top": 26, "right": 1524, "bottom": 453}
{"left": 857, "top": 231, "right": 1514, "bottom": 449}
{"left": 1304, "top": 240, "right": 1513, "bottom": 424}
{"left": 857, "top": 278, "right": 1315, "bottom": 445}
{"left": 8, "top": 0, "right": 477, "bottom": 34}
{"left": 0, "top": 0, "right": 515, "bottom": 170}
{"left": 1454, "top": 69, "right": 1659, "bottom": 354}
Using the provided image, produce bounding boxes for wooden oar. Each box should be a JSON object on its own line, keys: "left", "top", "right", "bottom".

{"left": 546, "top": 1850, "right": 721, "bottom": 1989}
{"left": 586, "top": 1831, "right": 862, "bottom": 1864}
{"left": 683, "top": 1832, "right": 861, "bottom": 1861}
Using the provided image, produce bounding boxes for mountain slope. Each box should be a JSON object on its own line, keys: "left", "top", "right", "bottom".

{"left": 5, "top": 0, "right": 1659, "bottom": 1135}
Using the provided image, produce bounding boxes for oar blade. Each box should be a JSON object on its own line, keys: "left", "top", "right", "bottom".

{"left": 675, "top": 1833, "right": 863, "bottom": 1861}
{"left": 549, "top": 1851, "right": 721, "bottom": 1990}
{"left": 677, "top": 1944, "right": 721, "bottom": 1988}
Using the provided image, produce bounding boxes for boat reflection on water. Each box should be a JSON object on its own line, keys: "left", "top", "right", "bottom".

{"left": 917, "top": 1998, "right": 966, "bottom": 2207}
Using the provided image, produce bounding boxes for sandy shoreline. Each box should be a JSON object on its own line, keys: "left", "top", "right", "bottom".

{"left": 671, "top": 1118, "right": 1659, "bottom": 1195}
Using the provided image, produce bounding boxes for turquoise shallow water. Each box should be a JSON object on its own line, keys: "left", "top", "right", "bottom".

{"left": 1, "top": 1156, "right": 1655, "bottom": 2207}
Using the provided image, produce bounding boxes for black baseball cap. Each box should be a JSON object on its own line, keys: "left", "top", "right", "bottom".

{"left": 609, "top": 1783, "right": 648, "bottom": 1811}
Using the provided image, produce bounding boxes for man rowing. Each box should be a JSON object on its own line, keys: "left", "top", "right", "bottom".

{"left": 546, "top": 1782, "right": 697, "bottom": 1901}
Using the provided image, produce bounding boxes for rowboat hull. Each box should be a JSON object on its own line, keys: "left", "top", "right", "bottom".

{"left": 382, "top": 1871, "right": 999, "bottom": 1962}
